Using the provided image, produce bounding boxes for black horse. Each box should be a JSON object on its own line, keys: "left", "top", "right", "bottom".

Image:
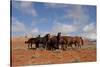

{"left": 25, "top": 34, "right": 50, "bottom": 49}
{"left": 25, "top": 38, "right": 36, "bottom": 49}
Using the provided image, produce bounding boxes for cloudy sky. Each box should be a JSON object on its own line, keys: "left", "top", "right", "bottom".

{"left": 11, "top": 1, "right": 96, "bottom": 40}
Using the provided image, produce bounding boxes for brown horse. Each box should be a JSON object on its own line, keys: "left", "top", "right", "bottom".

{"left": 72, "top": 36, "right": 84, "bottom": 48}
{"left": 60, "top": 36, "right": 84, "bottom": 49}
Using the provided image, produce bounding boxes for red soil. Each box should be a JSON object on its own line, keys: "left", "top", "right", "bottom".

{"left": 11, "top": 37, "right": 96, "bottom": 66}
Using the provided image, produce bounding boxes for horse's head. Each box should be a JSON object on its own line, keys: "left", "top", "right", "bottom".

{"left": 57, "top": 32, "right": 61, "bottom": 37}
{"left": 57, "top": 32, "right": 62, "bottom": 41}
{"left": 44, "top": 33, "right": 51, "bottom": 41}
{"left": 47, "top": 34, "right": 50, "bottom": 38}
{"left": 58, "top": 32, "right": 61, "bottom": 35}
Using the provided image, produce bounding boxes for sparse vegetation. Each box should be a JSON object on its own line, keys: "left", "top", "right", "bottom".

{"left": 11, "top": 37, "right": 96, "bottom": 66}
{"left": 71, "top": 58, "right": 81, "bottom": 63}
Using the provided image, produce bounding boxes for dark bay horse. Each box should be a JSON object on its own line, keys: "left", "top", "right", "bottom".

{"left": 25, "top": 35, "right": 50, "bottom": 49}
{"left": 44, "top": 33, "right": 66, "bottom": 50}
{"left": 25, "top": 38, "right": 37, "bottom": 49}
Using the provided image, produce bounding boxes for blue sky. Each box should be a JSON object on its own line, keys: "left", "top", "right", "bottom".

{"left": 11, "top": 1, "right": 96, "bottom": 40}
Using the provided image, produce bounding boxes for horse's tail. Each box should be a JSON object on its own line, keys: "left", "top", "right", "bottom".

{"left": 25, "top": 41, "right": 27, "bottom": 43}
{"left": 25, "top": 41, "right": 28, "bottom": 44}
{"left": 80, "top": 37, "right": 84, "bottom": 46}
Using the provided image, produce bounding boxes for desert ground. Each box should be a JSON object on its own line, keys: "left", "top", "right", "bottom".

{"left": 11, "top": 36, "right": 96, "bottom": 66}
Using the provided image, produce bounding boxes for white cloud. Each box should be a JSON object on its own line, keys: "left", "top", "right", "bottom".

{"left": 82, "top": 23, "right": 96, "bottom": 40}
{"left": 47, "top": 5, "right": 92, "bottom": 37}
{"left": 83, "top": 23, "right": 96, "bottom": 33}
{"left": 52, "top": 22, "right": 77, "bottom": 35}
{"left": 20, "top": 1, "right": 32, "bottom": 8}
{"left": 12, "top": 1, "right": 37, "bottom": 16}
{"left": 65, "top": 5, "right": 90, "bottom": 28}
{"left": 12, "top": 18, "right": 26, "bottom": 32}
{"left": 44, "top": 3, "right": 67, "bottom": 8}
{"left": 30, "top": 28, "right": 39, "bottom": 34}
{"left": 83, "top": 33, "right": 96, "bottom": 40}
{"left": 32, "top": 18, "right": 47, "bottom": 26}
{"left": 24, "top": 27, "right": 40, "bottom": 37}
{"left": 60, "top": 5, "right": 97, "bottom": 39}
{"left": 12, "top": 17, "right": 40, "bottom": 37}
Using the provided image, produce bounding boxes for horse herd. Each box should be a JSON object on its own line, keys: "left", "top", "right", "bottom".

{"left": 25, "top": 32, "right": 84, "bottom": 51}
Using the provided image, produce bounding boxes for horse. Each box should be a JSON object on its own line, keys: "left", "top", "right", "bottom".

{"left": 25, "top": 34, "right": 50, "bottom": 49}
{"left": 44, "top": 33, "right": 66, "bottom": 50}
{"left": 25, "top": 33, "right": 84, "bottom": 50}
{"left": 60, "top": 36, "right": 84, "bottom": 49}
{"left": 25, "top": 38, "right": 37, "bottom": 49}
{"left": 72, "top": 36, "right": 84, "bottom": 48}
{"left": 42, "top": 34, "right": 54, "bottom": 50}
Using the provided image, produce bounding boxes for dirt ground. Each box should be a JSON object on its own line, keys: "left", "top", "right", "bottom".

{"left": 11, "top": 37, "right": 96, "bottom": 66}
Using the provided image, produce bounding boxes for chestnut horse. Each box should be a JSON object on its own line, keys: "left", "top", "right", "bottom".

{"left": 61, "top": 36, "right": 84, "bottom": 49}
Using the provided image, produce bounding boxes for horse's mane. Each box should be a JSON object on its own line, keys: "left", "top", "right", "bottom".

{"left": 28, "top": 38, "right": 36, "bottom": 41}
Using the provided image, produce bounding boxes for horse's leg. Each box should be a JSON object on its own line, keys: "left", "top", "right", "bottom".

{"left": 66, "top": 42, "right": 70, "bottom": 50}
{"left": 76, "top": 42, "right": 80, "bottom": 49}
{"left": 75, "top": 43, "right": 77, "bottom": 49}
{"left": 28, "top": 43, "right": 30, "bottom": 48}
{"left": 49, "top": 44, "right": 51, "bottom": 50}
{"left": 45, "top": 42, "right": 48, "bottom": 50}
{"left": 51, "top": 44, "right": 53, "bottom": 51}
{"left": 37, "top": 43, "right": 39, "bottom": 48}
{"left": 76, "top": 42, "right": 80, "bottom": 48}
{"left": 46, "top": 42, "right": 49, "bottom": 50}
{"left": 46, "top": 43, "right": 49, "bottom": 50}
{"left": 80, "top": 41, "right": 82, "bottom": 48}
{"left": 71, "top": 44, "right": 73, "bottom": 49}
{"left": 51, "top": 45, "right": 53, "bottom": 51}
{"left": 36, "top": 43, "right": 38, "bottom": 49}
{"left": 65, "top": 44, "right": 67, "bottom": 50}
{"left": 70, "top": 43, "right": 73, "bottom": 49}
{"left": 42, "top": 43, "right": 44, "bottom": 49}
{"left": 60, "top": 44, "right": 62, "bottom": 50}
{"left": 38, "top": 43, "right": 40, "bottom": 48}
{"left": 62, "top": 44, "right": 66, "bottom": 50}
{"left": 78, "top": 43, "right": 81, "bottom": 48}
{"left": 68, "top": 42, "right": 71, "bottom": 48}
{"left": 60, "top": 44, "right": 64, "bottom": 50}
{"left": 65, "top": 42, "right": 68, "bottom": 50}
{"left": 80, "top": 45, "right": 81, "bottom": 48}
{"left": 74, "top": 42, "right": 77, "bottom": 48}
{"left": 31, "top": 43, "right": 32, "bottom": 48}
{"left": 52, "top": 43, "right": 55, "bottom": 51}
{"left": 46, "top": 43, "right": 48, "bottom": 50}
{"left": 64, "top": 44, "right": 67, "bottom": 50}
{"left": 55, "top": 42, "right": 58, "bottom": 49}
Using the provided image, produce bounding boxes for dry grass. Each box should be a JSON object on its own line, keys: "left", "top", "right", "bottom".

{"left": 11, "top": 37, "right": 96, "bottom": 66}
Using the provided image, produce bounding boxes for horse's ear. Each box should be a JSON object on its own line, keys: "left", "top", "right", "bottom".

{"left": 58, "top": 32, "right": 61, "bottom": 34}
{"left": 48, "top": 34, "right": 50, "bottom": 36}
{"left": 44, "top": 34, "right": 47, "bottom": 37}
